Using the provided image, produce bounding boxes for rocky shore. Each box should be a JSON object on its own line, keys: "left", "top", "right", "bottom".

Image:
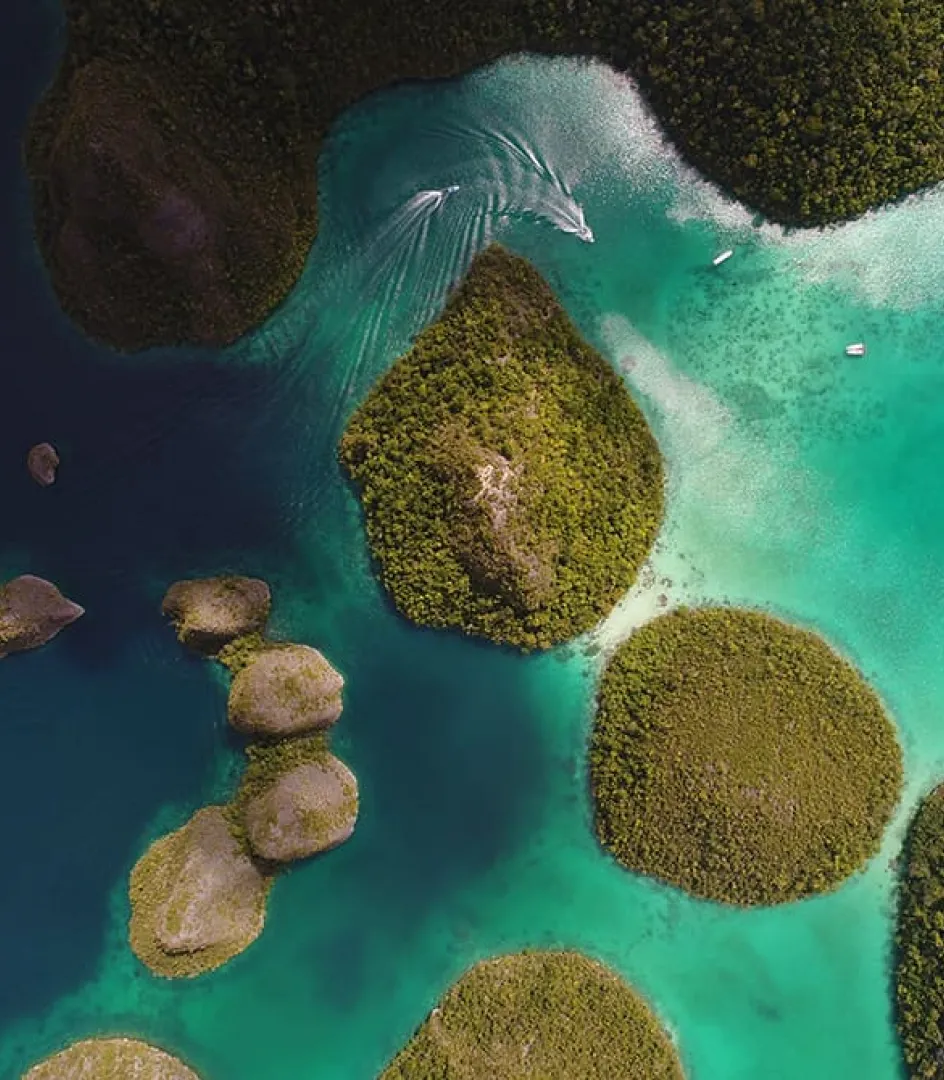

{"left": 0, "top": 575, "right": 83, "bottom": 658}
{"left": 161, "top": 575, "right": 270, "bottom": 654}
{"left": 129, "top": 805, "right": 272, "bottom": 978}
{"left": 129, "top": 575, "right": 358, "bottom": 978}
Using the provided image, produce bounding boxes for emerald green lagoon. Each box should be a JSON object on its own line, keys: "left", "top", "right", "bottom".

{"left": 3, "top": 35, "right": 944, "bottom": 1080}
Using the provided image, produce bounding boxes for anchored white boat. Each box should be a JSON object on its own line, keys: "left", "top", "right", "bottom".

{"left": 845, "top": 342, "right": 867, "bottom": 357}
{"left": 712, "top": 249, "right": 734, "bottom": 266}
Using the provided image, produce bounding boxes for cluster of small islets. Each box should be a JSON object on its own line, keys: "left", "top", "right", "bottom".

{"left": 126, "top": 574, "right": 359, "bottom": 980}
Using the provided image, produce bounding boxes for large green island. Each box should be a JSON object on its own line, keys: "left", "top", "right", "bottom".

{"left": 28, "top": 0, "right": 944, "bottom": 350}
{"left": 590, "top": 607, "right": 902, "bottom": 905}
{"left": 381, "top": 950, "right": 684, "bottom": 1079}
{"left": 339, "top": 246, "right": 664, "bottom": 650}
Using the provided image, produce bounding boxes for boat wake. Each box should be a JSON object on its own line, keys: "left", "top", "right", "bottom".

{"left": 238, "top": 89, "right": 604, "bottom": 516}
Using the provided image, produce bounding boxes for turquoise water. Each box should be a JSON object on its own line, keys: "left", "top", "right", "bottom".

{"left": 5, "top": 21, "right": 944, "bottom": 1080}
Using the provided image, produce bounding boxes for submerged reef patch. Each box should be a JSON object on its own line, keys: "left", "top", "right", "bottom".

{"left": 895, "top": 783, "right": 944, "bottom": 1079}
{"left": 380, "top": 950, "right": 684, "bottom": 1079}
{"left": 590, "top": 607, "right": 902, "bottom": 905}
{"left": 339, "top": 246, "right": 663, "bottom": 650}
{"left": 29, "top": 0, "right": 944, "bottom": 349}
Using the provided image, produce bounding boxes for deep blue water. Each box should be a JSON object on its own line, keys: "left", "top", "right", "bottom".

{"left": 6, "top": 5, "right": 944, "bottom": 1079}
{"left": 0, "top": 12, "right": 580, "bottom": 1075}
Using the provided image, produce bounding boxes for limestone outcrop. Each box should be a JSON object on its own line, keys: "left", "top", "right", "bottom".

{"left": 23, "top": 1037, "right": 201, "bottom": 1079}
{"left": 242, "top": 754, "right": 358, "bottom": 864}
{"left": 27, "top": 443, "right": 59, "bottom": 486}
{"left": 228, "top": 644, "right": 344, "bottom": 737}
{"left": 0, "top": 575, "right": 83, "bottom": 658}
{"left": 129, "top": 805, "right": 271, "bottom": 978}
{"left": 161, "top": 575, "right": 270, "bottom": 653}
{"left": 151, "top": 580, "right": 359, "bottom": 976}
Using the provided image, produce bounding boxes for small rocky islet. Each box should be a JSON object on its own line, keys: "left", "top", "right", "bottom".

{"left": 129, "top": 805, "right": 272, "bottom": 979}
{"left": 127, "top": 575, "right": 357, "bottom": 979}
{"left": 231, "top": 735, "right": 358, "bottom": 864}
{"left": 22, "top": 1037, "right": 201, "bottom": 1080}
{"left": 0, "top": 574, "right": 83, "bottom": 658}
{"left": 161, "top": 574, "right": 271, "bottom": 654}
{"left": 227, "top": 642, "right": 344, "bottom": 737}
{"left": 26, "top": 442, "right": 59, "bottom": 486}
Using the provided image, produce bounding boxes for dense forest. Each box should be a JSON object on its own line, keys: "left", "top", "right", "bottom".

{"left": 896, "top": 785, "right": 944, "bottom": 1079}
{"left": 590, "top": 607, "right": 902, "bottom": 905}
{"left": 381, "top": 951, "right": 684, "bottom": 1079}
{"left": 28, "top": 0, "right": 944, "bottom": 349}
{"left": 338, "top": 246, "right": 663, "bottom": 650}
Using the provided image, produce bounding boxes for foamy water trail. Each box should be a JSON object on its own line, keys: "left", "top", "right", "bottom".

{"left": 506, "top": 57, "right": 944, "bottom": 310}
{"left": 413, "top": 116, "right": 595, "bottom": 243}
{"left": 262, "top": 181, "right": 487, "bottom": 495}
{"left": 314, "top": 133, "right": 596, "bottom": 421}
{"left": 326, "top": 197, "right": 434, "bottom": 429}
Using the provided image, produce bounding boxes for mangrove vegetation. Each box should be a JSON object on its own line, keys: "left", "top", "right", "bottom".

{"left": 338, "top": 246, "right": 664, "bottom": 650}
{"left": 590, "top": 607, "right": 902, "bottom": 905}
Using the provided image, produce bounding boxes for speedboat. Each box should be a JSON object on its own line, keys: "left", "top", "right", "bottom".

{"left": 844, "top": 342, "right": 866, "bottom": 357}
{"left": 712, "top": 249, "right": 734, "bottom": 266}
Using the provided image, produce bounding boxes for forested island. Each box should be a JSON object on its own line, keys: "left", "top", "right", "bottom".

{"left": 895, "top": 785, "right": 944, "bottom": 1080}
{"left": 590, "top": 607, "right": 902, "bottom": 905}
{"left": 339, "top": 246, "right": 664, "bottom": 650}
{"left": 381, "top": 951, "right": 683, "bottom": 1079}
{"left": 29, "top": 0, "right": 944, "bottom": 350}
{"left": 22, "top": 1038, "right": 201, "bottom": 1079}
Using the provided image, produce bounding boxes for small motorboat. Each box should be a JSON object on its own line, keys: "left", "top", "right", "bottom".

{"left": 712, "top": 249, "right": 734, "bottom": 266}
{"left": 844, "top": 342, "right": 867, "bottom": 357}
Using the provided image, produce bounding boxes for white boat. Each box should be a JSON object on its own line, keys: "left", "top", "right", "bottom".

{"left": 712, "top": 249, "right": 734, "bottom": 266}
{"left": 845, "top": 342, "right": 867, "bottom": 357}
